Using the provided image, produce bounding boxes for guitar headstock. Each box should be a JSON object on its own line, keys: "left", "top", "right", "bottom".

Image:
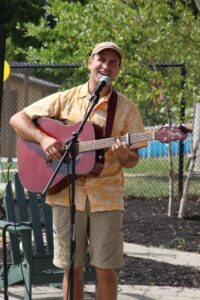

{"left": 155, "top": 125, "right": 191, "bottom": 143}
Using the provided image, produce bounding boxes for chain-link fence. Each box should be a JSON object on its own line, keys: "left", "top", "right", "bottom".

{"left": 0, "top": 62, "right": 199, "bottom": 201}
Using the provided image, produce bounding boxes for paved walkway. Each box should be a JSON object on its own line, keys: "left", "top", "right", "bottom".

{"left": 1, "top": 243, "right": 200, "bottom": 299}
{"left": 124, "top": 242, "right": 200, "bottom": 269}
{"left": 1, "top": 284, "right": 200, "bottom": 299}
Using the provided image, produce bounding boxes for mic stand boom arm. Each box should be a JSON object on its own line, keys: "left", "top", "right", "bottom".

{"left": 42, "top": 93, "right": 100, "bottom": 300}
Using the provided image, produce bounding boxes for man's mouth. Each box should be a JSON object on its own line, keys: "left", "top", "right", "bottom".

{"left": 98, "top": 73, "right": 110, "bottom": 80}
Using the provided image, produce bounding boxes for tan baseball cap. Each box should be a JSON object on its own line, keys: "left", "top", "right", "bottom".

{"left": 91, "top": 41, "right": 122, "bottom": 60}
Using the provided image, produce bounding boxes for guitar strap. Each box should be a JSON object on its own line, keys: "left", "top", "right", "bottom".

{"left": 104, "top": 90, "right": 118, "bottom": 138}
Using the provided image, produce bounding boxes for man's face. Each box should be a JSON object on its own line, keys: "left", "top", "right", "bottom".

{"left": 88, "top": 49, "right": 121, "bottom": 85}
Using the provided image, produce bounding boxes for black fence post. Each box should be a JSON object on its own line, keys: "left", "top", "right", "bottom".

{"left": 178, "top": 64, "right": 186, "bottom": 199}
{"left": 0, "top": 25, "right": 6, "bottom": 129}
{"left": 0, "top": 25, "right": 6, "bottom": 162}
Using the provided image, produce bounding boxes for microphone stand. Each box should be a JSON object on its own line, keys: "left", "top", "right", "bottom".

{"left": 42, "top": 92, "right": 100, "bottom": 300}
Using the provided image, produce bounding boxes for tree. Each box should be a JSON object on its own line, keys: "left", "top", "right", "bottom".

{"left": 0, "top": 0, "right": 46, "bottom": 60}
{"left": 10, "top": 0, "right": 200, "bottom": 125}
{"left": 0, "top": 0, "right": 88, "bottom": 60}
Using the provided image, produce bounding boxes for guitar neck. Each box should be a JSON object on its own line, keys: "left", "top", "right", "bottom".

{"left": 79, "top": 131, "right": 154, "bottom": 153}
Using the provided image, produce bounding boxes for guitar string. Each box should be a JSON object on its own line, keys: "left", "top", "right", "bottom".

{"left": 78, "top": 130, "right": 184, "bottom": 153}
{"left": 78, "top": 132, "right": 154, "bottom": 152}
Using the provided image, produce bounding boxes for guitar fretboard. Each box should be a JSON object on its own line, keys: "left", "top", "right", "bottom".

{"left": 78, "top": 132, "right": 154, "bottom": 153}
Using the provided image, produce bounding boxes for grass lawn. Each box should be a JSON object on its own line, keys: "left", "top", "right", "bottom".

{"left": 124, "top": 156, "right": 200, "bottom": 198}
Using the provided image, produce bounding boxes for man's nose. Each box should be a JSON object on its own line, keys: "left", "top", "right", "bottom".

{"left": 101, "top": 61, "right": 109, "bottom": 70}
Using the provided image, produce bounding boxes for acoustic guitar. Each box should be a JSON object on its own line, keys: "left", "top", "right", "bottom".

{"left": 17, "top": 117, "right": 189, "bottom": 194}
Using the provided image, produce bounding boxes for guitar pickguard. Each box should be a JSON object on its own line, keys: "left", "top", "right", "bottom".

{"left": 51, "top": 157, "right": 80, "bottom": 174}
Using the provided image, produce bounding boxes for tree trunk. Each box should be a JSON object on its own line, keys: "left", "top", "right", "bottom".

{"left": 178, "top": 139, "right": 199, "bottom": 218}
{"left": 178, "top": 102, "right": 200, "bottom": 218}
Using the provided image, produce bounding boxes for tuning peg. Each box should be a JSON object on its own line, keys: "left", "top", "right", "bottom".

{"left": 179, "top": 124, "right": 192, "bottom": 134}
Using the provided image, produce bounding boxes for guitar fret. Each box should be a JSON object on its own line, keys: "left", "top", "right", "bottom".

{"left": 130, "top": 132, "right": 154, "bottom": 144}
{"left": 79, "top": 138, "right": 114, "bottom": 152}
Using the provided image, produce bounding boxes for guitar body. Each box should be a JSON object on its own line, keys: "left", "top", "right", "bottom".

{"left": 18, "top": 118, "right": 96, "bottom": 194}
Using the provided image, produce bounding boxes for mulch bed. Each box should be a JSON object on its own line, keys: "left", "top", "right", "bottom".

{"left": 119, "top": 197, "right": 200, "bottom": 287}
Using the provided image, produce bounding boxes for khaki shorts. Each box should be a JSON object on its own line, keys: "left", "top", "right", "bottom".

{"left": 52, "top": 203, "right": 124, "bottom": 270}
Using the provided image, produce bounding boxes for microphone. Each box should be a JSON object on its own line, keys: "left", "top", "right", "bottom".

{"left": 91, "top": 76, "right": 110, "bottom": 99}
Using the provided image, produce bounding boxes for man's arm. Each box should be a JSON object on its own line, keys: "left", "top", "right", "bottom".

{"left": 10, "top": 111, "right": 63, "bottom": 160}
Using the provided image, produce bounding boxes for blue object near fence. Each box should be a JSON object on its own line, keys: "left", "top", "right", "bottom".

{"left": 139, "top": 135, "right": 191, "bottom": 158}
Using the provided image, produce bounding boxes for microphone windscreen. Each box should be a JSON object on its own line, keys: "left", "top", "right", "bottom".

{"left": 100, "top": 76, "right": 110, "bottom": 85}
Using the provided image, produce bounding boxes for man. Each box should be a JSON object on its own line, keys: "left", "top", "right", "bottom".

{"left": 10, "top": 41, "right": 147, "bottom": 300}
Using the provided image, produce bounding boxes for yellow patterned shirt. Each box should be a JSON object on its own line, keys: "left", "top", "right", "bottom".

{"left": 24, "top": 82, "right": 147, "bottom": 212}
